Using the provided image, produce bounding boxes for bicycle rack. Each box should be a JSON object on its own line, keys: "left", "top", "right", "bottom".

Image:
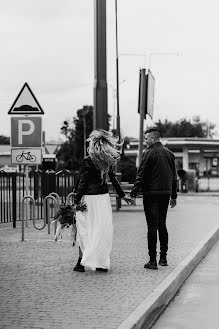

{"left": 66, "top": 192, "right": 76, "bottom": 203}
{"left": 49, "top": 192, "right": 61, "bottom": 205}
{"left": 48, "top": 193, "right": 61, "bottom": 234}
{"left": 21, "top": 195, "right": 36, "bottom": 242}
{"left": 43, "top": 195, "right": 59, "bottom": 235}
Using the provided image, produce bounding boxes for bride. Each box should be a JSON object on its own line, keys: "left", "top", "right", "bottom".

{"left": 73, "top": 129, "right": 132, "bottom": 272}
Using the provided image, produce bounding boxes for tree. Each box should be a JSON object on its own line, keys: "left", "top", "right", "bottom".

{"left": 73, "top": 106, "right": 94, "bottom": 167}
{"left": 57, "top": 106, "right": 111, "bottom": 170}
{"left": 0, "top": 135, "right": 10, "bottom": 144}
{"left": 120, "top": 155, "right": 137, "bottom": 183}
{"left": 153, "top": 116, "right": 216, "bottom": 138}
{"left": 120, "top": 136, "right": 137, "bottom": 183}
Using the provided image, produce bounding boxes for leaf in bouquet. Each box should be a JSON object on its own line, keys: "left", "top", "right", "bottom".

{"left": 75, "top": 202, "right": 87, "bottom": 212}
{"left": 54, "top": 208, "right": 62, "bottom": 220}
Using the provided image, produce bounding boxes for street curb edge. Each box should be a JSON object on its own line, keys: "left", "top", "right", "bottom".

{"left": 117, "top": 223, "right": 219, "bottom": 329}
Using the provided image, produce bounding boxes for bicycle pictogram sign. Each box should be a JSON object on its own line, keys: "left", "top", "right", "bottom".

{"left": 11, "top": 148, "right": 42, "bottom": 165}
{"left": 16, "top": 151, "right": 37, "bottom": 162}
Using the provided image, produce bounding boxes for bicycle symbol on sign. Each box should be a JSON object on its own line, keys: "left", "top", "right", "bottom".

{"left": 16, "top": 151, "right": 36, "bottom": 163}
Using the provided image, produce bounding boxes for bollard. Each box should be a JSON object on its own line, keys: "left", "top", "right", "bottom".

{"left": 21, "top": 195, "right": 35, "bottom": 242}
{"left": 43, "top": 195, "right": 58, "bottom": 235}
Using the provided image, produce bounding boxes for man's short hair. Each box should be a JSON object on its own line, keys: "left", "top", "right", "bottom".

{"left": 145, "top": 127, "right": 161, "bottom": 139}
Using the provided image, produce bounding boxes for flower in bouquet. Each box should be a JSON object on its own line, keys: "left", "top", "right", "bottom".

{"left": 52, "top": 201, "right": 87, "bottom": 245}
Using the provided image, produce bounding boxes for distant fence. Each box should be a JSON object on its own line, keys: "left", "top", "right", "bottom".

{"left": 198, "top": 177, "right": 219, "bottom": 192}
{"left": 0, "top": 170, "right": 79, "bottom": 225}
{"left": 1, "top": 170, "right": 219, "bottom": 225}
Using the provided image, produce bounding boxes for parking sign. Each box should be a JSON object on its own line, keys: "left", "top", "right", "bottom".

{"left": 11, "top": 117, "right": 42, "bottom": 148}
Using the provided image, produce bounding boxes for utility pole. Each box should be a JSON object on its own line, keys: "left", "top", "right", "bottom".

{"left": 93, "top": 0, "right": 108, "bottom": 130}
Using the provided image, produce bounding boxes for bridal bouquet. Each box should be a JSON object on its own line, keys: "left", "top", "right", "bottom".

{"left": 52, "top": 201, "right": 87, "bottom": 246}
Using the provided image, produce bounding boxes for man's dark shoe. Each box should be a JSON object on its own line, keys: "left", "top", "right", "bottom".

{"left": 159, "top": 258, "right": 168, "bottom": 266}
{"left": 144, "top": 261, "right": 158, "bottom": 270}
{"left": 96, "top": 268, "right": 108, "bottom": 272}
{"left": 73, "top": 258, "right": 85, "bottom": 272}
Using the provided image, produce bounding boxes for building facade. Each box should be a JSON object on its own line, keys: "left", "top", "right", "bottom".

{"left": 125, "top": 137, "right": 219, "bottom": 178}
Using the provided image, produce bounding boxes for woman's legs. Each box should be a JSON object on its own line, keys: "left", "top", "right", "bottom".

{"left": 79, "top": 247, "right": 83, "bottom": 258}
{"left": 73, "top": 247, "right": 85, "bottom": 272}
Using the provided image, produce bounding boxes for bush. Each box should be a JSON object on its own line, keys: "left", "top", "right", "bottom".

{"left": 120, "top": 156, "right": 137, "bottom": 183}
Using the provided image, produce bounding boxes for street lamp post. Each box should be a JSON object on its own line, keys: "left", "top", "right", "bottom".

{"left": 108, "top": 80, "right": 125, "bottom": 132}
{"left": 108, "top": 85, "right": 117, "bottom": 132}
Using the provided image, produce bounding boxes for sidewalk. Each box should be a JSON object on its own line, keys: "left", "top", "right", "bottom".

{"left": 151, "top": 238, "right": 219, "bottom": 329}
{"left": 0, "top": 195, "right": 219, "bottom": 329}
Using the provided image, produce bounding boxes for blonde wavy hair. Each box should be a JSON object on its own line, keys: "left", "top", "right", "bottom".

{"left": 87, "top": 129, "right": 123, "bottom": 183}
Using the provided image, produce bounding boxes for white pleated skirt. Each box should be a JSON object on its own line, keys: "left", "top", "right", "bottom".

{"left": 75, "top": 193, "right": 113, "bottom": 271}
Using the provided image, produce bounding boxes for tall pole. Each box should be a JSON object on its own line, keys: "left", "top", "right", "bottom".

{"left": 112, "top": 88, "right": 116, "bottom": 131}
{"left": 115, "top": 0, "right": 120, "bottom": 142}
{"left": 138, "top": 69, "right": 146, "bottom": 166}
{"left": 115, "top": 0, "right": 121, "bottom": 210}
{"left": 93, "top": 0, "right": 108, "bottom": 130}
{"left": 83, "top": 113, "right": 87, "bottom": 158}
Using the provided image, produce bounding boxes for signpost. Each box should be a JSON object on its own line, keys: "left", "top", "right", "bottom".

{"left": 8, "top": 83, "right": 44, "bottom": 228}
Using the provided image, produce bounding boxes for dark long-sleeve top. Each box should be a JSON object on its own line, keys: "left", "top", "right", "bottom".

{"left": 130, "top": 142, "right": 177, "bottom": 199}
{"left": 74, "top": 156, "right": 125, "bottom": 204}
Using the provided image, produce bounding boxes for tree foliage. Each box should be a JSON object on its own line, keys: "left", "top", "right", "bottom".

{"left": 57, "top": 106, "right": 111, "bottom": 170}
{"left": 0, "top": 135, "right": 10, "bottom": 144}
{"left": 120, "top": 155, "right": 137, "bottom": 183}
{"left": 153, "top": 116, "right": 216, "bottom": 138}
{"left": 57, "top": 106, "right": 93, "bottom": 170}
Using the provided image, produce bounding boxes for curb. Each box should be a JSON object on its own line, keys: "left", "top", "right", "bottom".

{"left": 117, "top": 223, "right": 219, "bottom": 329}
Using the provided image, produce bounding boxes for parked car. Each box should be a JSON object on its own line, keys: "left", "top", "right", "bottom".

{"left": 0, "top": 165, "right": 19, "bottom": 173}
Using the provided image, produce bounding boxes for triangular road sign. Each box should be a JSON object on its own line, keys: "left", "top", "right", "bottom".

{"left": 8, "top": 82, "right": 44, "bottom": 115}
{"left": 45, "top": 144, "right": 59, "bottom": 154}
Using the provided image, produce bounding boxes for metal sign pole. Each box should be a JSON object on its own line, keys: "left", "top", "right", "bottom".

{"left": 25, "top": 165, "right": 29, "bottom": 227}
{"left": 8, "top": 82, "right": 44, "bottom": 234}
{"left": 138, "top": 69, "right": 146, "bottom": 166}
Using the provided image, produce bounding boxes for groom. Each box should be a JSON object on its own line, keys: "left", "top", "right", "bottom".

{"left": 130, "top": 128, "right": 177, "bottom": 269}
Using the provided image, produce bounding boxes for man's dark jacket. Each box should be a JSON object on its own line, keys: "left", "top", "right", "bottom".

{"left": 130, "top": 142, "right": 177, "bottom": 199}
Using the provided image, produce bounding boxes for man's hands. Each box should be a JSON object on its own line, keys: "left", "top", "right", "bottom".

{"left": 170, "top": 198, "right": 177, "bottom": 208}
{"left": 122, "top": 195, "right": 135, "bottom": 205}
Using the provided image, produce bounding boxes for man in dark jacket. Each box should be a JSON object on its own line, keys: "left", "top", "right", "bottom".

{"left": 130, "top": 128, "right": 177, "bottom": 269}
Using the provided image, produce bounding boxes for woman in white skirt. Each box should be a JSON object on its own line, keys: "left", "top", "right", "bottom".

{"left": 73, "top": 129, "right": 132, "bottom": 272}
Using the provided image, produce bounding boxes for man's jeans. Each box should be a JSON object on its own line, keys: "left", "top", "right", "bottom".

{"left": 143, "top": 194, "right": 170, "bottom": 262}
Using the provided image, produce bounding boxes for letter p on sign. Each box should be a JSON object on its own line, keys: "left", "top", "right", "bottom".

{"left": 11, "top": 117, "right": 42, "bottom": 147}
{"left": 18, "top": 120, "right": 35, "bottom": 145}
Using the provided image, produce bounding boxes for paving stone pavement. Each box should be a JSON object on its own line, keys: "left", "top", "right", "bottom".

{"left": 0, "top": 195, "right": 219, "bottom": 329}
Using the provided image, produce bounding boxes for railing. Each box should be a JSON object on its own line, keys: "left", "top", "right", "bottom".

{"left": 0, "top": 170, "right": 78, "bottom": 225}
{"left": 2, "top": 169, "right": 218, "bottom": 225}
{"left": 0, "top": 170, "right": 125, "bottom": 225}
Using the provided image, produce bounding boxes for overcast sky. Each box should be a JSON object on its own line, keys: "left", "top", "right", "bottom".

{"left": 1, "top": 0, "right": 219, "bottom": 141}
